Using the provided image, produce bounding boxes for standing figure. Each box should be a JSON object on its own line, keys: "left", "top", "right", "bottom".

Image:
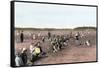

{"left": 75, "top": 32, "right": 81, "bottom": 46}
{"left": 20, "top": 31, "right": 24, "bottom": 43}
{"left": 29, "top": 43, "right": 35, "bottom": 62}
{"left": 48, "top": 32, "right": 51, "bottom": 39}
{"left": 30, "top": 43, "right": 35, "bottom": 54}
{"left": 16, "top": 31, "right": 20, "bottom": 43}
{"left": 75, "top": 32, "right": 80, "bottom": 40}
{"left": 15, "top": 52, "right": 24, "bottom": 66}
{"left": 20, "top": 48, "right": 27, "bottom": 66}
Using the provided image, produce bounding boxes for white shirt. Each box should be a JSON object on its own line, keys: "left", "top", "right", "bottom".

{"left": 30, "top": 45, "right": 35, "bottom": 53}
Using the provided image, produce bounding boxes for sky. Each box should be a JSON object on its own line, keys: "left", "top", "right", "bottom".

{"left": 15, "top": 2, "right": 96, "bottom": 29}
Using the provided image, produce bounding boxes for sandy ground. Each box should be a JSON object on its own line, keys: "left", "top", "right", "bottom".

{"left": 15, "top": 30, "right": 97, "bottom": 65}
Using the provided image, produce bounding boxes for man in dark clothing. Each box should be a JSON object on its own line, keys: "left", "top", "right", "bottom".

{"left": 20, "top": 31, "right": 24, "bottom": 43}
{"left": 20, "top": 48, "right": 27, "bottom": 66}
{"left": 48, "top": 32, "right": 51, "bottom": 39}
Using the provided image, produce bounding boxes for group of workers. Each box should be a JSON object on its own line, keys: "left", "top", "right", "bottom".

{"left": 15, "top": 31, "right": 91, "bottom": 66}
{"left": 15, "top": 42, "right": 44, "bottom": 66}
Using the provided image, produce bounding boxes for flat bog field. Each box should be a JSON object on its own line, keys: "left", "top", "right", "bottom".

{"left": 14, "top": 29, "right": 97, "bottom": 65}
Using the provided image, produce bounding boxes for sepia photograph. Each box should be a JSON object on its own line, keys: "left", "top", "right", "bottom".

{"left": 11, "top": 1, "right": 97, "bottom": 67}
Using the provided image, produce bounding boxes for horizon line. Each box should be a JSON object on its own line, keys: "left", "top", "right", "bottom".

{"left": 15, "top": 26, "right": 96, "bottom": 29}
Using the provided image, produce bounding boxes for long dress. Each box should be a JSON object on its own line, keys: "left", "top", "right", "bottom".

{"left": 20, "top": 33, "right": 24, "bottom": 43}
{"left": 15, "top": 56, "right": 24, "bottom": 66}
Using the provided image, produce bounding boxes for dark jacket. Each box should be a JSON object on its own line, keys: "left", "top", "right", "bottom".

{"left": 20, "top": 53, "right": 27, "bottom": 65}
